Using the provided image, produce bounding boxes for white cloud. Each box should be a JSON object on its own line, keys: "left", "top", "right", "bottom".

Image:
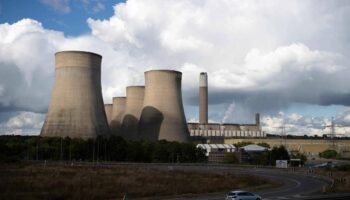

{"left": 4, "top": 112, "right": 44, "bottom": 129}
{"left": 40, "top": 0, "right": 71, "bottom": 14}
{"left": 261, "top": 112, "right": 350, "bottom": 137}
{"left": 0, "top": 112, "right": 45, "bottom": 135}
{"left": 1, "top": 0, "right": 350, "bottom": 135}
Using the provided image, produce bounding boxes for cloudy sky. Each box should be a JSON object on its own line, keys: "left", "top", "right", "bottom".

{"left": 1, "top": 0, "right": 350, "bottom": 136}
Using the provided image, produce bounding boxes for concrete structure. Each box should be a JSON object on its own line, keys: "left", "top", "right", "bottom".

{"left": 110, "top": 97, "right": 126, "bottom": 136}
{"left": 225, "top": 138, "right": 350, "bottom": 158}
{"left": 188, "top": 72, "right": 262, "bottom": 139}
{"left": 139, "top": 70, "right": 190, "bottom": 142}
{"left": 41, "top": 51, "right": 110, "bottom": 139}
{"left": 255, "top": 113, "right": 260, "bottom": 127}
{"left": 199, "top": 72, "right": 208, "bottom": 124}
{"left": 122, "top": 86, "right": 145, "bottom": 140}
{"left": 188, "top": 116, "right": 263, "bottom": 138}
{"left": 104, "top": 104, "right": 113, "bottom": 124}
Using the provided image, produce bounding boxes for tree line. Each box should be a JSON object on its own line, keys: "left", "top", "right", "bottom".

{"left": 0, "top": 135, "right": 207, "bottom": 163}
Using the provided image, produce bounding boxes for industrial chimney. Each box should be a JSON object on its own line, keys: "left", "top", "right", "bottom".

{"left": 122, "top": 86, "right": 145, "bottom": 140}
{"left": 199, "top": 72, "right": 208, "bottom": 124}
{"left": 41, "top": 51, "right": 110, "bottom": 138}
{"left": 110, "top": 97, "right": 126, "bottom": 136}
{"left": 139, "top": 70, "right": 190, "bottom": 142}
{"left": 255, "top": 113, "right": 260, "bottom": 127}
{"left": 104, "top": 104, "right": 113, "bottom": 125}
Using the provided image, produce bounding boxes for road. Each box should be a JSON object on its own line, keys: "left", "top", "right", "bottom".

{"left": 139, "top": 165, "right": 329, "bottom": 200}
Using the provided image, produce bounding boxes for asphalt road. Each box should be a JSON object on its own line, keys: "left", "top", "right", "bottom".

{"left": 144, "top": 165, "right": 329, "bottom": 200}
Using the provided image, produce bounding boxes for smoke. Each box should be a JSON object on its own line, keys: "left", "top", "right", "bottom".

{"left": 222, "top": 101, "right": 235, "bottom": 123}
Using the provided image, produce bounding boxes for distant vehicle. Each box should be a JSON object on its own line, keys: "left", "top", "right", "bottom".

{"left": 226, "top": 190, "right": 261, "bottom": 200}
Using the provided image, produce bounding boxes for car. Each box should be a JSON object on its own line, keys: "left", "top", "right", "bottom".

{"left": 225, "top": 190, "right": 262, "bottom": 200}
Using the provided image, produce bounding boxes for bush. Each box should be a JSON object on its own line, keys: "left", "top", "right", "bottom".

{"left": 223, "top": 153, "right": 239, "bottom": 164}
{"left": 319, "top": 149, "right": 338, "bottom": 159}
{"left": 257, "top": 142, "right": 270, "bottom": 149}
{"left": 234, "top": 142, "right": 253, "bottom": 148}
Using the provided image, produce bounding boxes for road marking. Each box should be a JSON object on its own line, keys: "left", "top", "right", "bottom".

{"left": 262, "top": 177, "right": 301, "bottom": 195}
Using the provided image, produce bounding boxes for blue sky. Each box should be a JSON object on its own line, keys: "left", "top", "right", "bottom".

{"left": 0, "top": 0, "right": 350, "bottom": 136}
{"left": 0, "top": 0, "right": 121, "bottom": 36}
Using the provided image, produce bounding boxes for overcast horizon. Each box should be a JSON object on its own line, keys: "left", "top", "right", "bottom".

{"left": 1, "top": 0, "right": 350, "bottom": 137}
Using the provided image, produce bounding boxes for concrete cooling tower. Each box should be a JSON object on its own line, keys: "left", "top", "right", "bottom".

{"left": 139, "top": 70, "right": 190, "bottom": 142}
{"left": 199, "top": 72, "right": 208, "bottom": 124}
{"left": 41, "top": 51, "right": 110, "bottom": 139}
{"left": 122, "top": 86, "right": 145, "bottom": 140}
{"left": 110, "top": 97, "right": 126, "bottom": 135}
{"left": 104, "top": 104, "right": 113, "bottom": 124}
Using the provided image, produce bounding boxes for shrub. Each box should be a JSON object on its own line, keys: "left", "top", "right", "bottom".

{"left": 223, "top": 153, "right": 239, "bottom": 164}
{"left": 319, "top": 149, "right": 338, "bottom": 159}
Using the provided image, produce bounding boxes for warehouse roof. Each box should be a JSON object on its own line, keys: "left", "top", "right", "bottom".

{"left": 196, "top": 144, "right": 236, "bottom": 150}
{"left": 241, "top": 144, "right": 267, "bottom": 151}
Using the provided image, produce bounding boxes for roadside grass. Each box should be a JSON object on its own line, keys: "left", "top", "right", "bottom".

{"left": 0, "top": 162, "right": 278, "bottom": 199}
{"left": 313, "top": 166, "right": 350, "bottom": 193}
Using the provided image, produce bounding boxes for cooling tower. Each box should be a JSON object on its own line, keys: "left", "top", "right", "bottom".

{"left": 110, "top": 97, "right": 126, "bottom": 136}
{"left": 41, "top": 51, "right": 110, "bottom": 138}
{"left": 139, "top": 70, "right": 190, "bottom": 142}
{"left": 122, "top": 86, "right": 145, "bottom": 140}
{"left": 104, "top": 104, "right": 113, "bottom": 124}
{"left": 199, "top": 72, "right": 208, "bottom": 124}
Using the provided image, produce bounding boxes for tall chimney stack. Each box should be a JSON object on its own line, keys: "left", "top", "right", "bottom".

{"left": 255, "top": 113, "right": 260, "bottom": 128}
{"left": 199, "top": 72, "right": 208, "bottom": 124}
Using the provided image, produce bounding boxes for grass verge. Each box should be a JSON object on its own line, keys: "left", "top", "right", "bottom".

{"left": 0, "top": 162, "right": 278, "bottom": 199}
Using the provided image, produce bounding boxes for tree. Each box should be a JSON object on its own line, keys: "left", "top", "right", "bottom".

{"left": 290, "top": 151, "right": 307, "bottom": 163}
{"left": 270, "top": 145, "right": 290, "bottom": 164}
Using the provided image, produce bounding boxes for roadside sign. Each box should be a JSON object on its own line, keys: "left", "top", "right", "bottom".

{"left": 276, "top": 160, "right": 288, "bottom": 168}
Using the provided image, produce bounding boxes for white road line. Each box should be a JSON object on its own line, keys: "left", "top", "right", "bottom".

{"left": 262, "top": 177, "right": 301, "bottom": 195}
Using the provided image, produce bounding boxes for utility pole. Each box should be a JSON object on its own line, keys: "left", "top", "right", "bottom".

{"left": 323, "top": 117, "right": 347, "bottom": 150}
{"left": 60, "top": 137, "right": 63, "bottom": 160}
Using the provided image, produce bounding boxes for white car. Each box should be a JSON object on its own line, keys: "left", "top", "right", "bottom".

{"left": 225, "top": 190, "right": 262, "bottom": 200}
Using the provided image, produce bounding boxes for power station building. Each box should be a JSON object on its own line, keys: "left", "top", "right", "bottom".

{"left": 41, "top": 51, "right": 260, "bottom": 141}
{"left": 188, "top": 72, "right": 265, "bottom": 138}
{"left": 41, "top": 51, "right": 110, "bottom": 138}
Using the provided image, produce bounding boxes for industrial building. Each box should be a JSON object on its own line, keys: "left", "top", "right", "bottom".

{"left": 188, "top": 72, "right": 264, "bottom": 139}
{"left": 41, "top": 51, "right": 110, "bottom": 138}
